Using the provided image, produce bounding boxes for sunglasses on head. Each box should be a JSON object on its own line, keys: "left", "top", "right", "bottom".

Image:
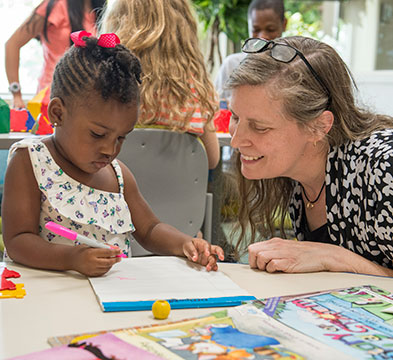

{"left": 242, "top": 38, "right": 332, "bottom": 108}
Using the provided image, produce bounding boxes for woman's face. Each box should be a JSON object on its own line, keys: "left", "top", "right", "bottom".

{"left": 229, "top": 85, "right": 314, "bottom": 181}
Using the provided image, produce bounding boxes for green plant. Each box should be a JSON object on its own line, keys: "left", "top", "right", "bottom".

{"left": 285, "top": 2, "right": 322, "bottom": 38}
{"left": 192, "top": 0, "right": 249, "bottom": 70}
{"left": 191, "top": 0, "right": 323, "bottom": 70}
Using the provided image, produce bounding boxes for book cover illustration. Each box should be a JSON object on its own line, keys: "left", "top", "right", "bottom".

{"left": 47, "top": 285, "right": 393, "bottom": 360}
{"left": 251, "top": 285, "right": 393, "bottom": 359}
{"left": 116, "top": 309, "right": 337, "bottom": 360}
{"left": 49, "top": 310, "right": 346, "bottom": 359}
{"left": 10, "top": 332, "right": 162, "bottom": 360}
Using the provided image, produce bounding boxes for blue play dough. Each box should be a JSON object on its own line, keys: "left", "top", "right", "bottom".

{"left": 210, "top": 325, "right": 279, "bottom": 348}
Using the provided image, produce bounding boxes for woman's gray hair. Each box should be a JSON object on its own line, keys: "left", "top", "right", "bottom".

{"left": 227, "top": 36, "right": 393, "bottom": 260}
{"left": 227, "top": 36, "right": 393, "bottom": 146}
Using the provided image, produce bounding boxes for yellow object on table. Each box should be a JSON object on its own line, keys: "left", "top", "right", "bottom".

{"left": 0, "top": 283, "right": 26, "bottom": 299}
{"left": 152, "top": 300, "right": 171, "bottom": 320}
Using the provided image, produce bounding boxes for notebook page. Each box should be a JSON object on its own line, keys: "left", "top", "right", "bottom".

{"left": 89, "top": 257, "right": 251, "bottom": 303}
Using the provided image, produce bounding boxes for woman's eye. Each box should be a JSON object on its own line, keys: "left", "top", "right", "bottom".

{"left": 91, "top": 131, "right": 104, "bottom": 138}
{"left": 251, "top": 123, "right": 269, "bottom": 132}
{"left": 254, "top": 128, "right": 269, "bottom": 133}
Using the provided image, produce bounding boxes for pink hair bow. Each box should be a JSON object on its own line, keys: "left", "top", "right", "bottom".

{"left": 97, "top": 33, "right": 120, "bottom": 48}
{"left": 71, "top": 30, "right": 92, "bottom": 47}
{"left": 71, "top": 31, "right": 120, "bottom": 48}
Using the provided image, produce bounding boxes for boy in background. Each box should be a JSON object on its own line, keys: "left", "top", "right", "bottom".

{"left": 215, "top": 0, "right": 287, "bottom": 104}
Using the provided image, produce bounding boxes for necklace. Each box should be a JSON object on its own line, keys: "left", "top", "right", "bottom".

{"left": 301, "top": 182, "right": 325, "bottom": 209}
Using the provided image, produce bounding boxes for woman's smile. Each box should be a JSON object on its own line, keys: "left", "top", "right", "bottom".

{"left": 240, "top": 154, "right": 264, "bottom": 163}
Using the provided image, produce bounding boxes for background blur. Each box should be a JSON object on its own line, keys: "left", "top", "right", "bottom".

{"left": 1, "top": 0, "right": 393, "bottom": 114}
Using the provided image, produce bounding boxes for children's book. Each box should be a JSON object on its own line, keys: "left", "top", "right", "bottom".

{"left": 88, "top": 256, "right": 255, "bottom": 311}
{"left": 48, "top": 284, "right": 393, "bottom": 359}
{"left": 9, "top": 332, "right": 162, "bottom": 360}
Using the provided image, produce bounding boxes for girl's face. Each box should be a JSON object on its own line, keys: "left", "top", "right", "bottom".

{"left": 50, "top": 96, "right": 138, "bottom": 175}
{"left": 248, "top": 8, "right": 286, "bottom": 40}
{"left": 229, "top": 85, "right": 314, "bottom": 181}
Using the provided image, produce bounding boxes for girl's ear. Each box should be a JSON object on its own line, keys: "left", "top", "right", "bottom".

{"left": 48, "top": 97, "right": 65, "bottom": 127}
{"left": 311, "top": 110, "right": 334, "bottom": 143}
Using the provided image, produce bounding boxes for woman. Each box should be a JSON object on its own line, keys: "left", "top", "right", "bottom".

{"left": 5, "top": 0, "right": 106, "bottom": 109}
{"left": 227, "top": 36, "right": 393, "bottom": 276}
{"left": 100, "top": 0, "right": 220, "bottom": 169}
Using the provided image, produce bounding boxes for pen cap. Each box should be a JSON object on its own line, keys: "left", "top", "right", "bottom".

{"left": 45, "top": 221, "right": 78, "bottom": 241}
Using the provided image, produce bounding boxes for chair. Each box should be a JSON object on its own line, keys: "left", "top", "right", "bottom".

{"left": 117, "top": 128, "right": 213, "bottom": 256}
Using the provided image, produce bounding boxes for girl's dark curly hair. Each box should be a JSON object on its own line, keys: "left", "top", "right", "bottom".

{"left": 51, "top": 35, "right": 142, "bottom": 105}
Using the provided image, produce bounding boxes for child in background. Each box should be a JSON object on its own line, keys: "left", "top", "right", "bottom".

{"left": 100, "top": 0, "right": 220, "bottom": 169}
{"left": 1, "top": 32, "right": 224, "bottom": 277}
{"left": 215, "top": 0, "right": 287, "bottom": 103}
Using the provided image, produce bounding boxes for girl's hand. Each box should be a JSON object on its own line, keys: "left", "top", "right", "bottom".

{"left": 70, "top": 246, "right": 122, "bottom": 277}
{"left": 183, "top": 239, "right": 225, "bottom": 271}
{"left": 248, "top": 238, "right": 338, "bottom": 273}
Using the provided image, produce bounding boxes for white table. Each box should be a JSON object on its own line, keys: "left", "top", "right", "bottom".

{"left": 1, "top": 261, "right": 393, "bottom": 359}
{"left": 0, "top": 132, "right": 45, "bottom": 150}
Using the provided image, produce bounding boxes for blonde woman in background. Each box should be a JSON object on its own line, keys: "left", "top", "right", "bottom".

{"left": 100, "top": 0, "right": 220, "bottom": 169}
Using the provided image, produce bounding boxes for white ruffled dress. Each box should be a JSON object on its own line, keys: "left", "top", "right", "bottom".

{"left": 8, "top": 139, "right": 135, "bottom": 257}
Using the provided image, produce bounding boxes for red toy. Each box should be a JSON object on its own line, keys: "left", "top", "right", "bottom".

{"left": 10, "top": 108, "right": 35, "bottom": 132}
{"left": 32, "top": 113, "right": 54, "bottom": 135}
{"left": 213, "top": 109, "right": 231, "bottom": 133}
{"left": 0, "top": 266, "right": 20, "bottom": 291}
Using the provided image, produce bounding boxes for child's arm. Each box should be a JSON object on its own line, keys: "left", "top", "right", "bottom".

{"left": 2, "top": 148, "right": 121, "bottom": 276}
{"left": 120, "top": 162, "right": 224, "bottom": 270}
{"left": 200, "top": 123, "right": 220, "bottom": 169}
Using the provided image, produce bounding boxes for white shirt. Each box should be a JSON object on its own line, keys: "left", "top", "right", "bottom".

{"left": 214, "top": 52, "right": 246, "bottom": 102}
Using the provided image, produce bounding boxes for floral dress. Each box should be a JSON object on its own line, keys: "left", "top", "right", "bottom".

{"left": 8, "top": 139, "right": 135, "bottom": 257}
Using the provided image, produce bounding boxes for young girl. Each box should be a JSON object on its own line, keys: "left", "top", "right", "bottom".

{"left": 2, "top": 32, "right": 224, "bottom": 277}
{"left": 100, "top": 0, "right": 220, "bottom": 169}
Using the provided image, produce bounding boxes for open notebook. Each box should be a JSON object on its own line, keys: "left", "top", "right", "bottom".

{"left": 88, "top": 256, "right": 255, "bottom": 312}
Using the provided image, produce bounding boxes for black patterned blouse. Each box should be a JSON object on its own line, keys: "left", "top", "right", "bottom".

{"left": 289, "top": 129, "right": 393, "bottom": 269}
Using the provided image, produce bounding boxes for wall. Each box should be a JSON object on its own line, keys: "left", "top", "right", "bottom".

{"left": 353, "top": 71, "right": 393, "bottom": 116}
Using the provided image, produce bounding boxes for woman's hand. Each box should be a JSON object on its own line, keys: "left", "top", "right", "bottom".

{"left": 249, "top": 238, "right": 393, "bottom": 276}
{"left": 248, "top": 238, "right": 341, "bottom": 273}
{"left": 70, "top": 246, "right": 122, "bottom": 277}
{"left": 12, "top": 94, "right": 26, "bottom": 109}
{"left": 183, "top": 239, "right": 225, "bottom": 271}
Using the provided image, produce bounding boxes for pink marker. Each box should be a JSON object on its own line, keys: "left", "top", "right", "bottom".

{"left": 45, "top": 221, "right": 126, "bottom": 258}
